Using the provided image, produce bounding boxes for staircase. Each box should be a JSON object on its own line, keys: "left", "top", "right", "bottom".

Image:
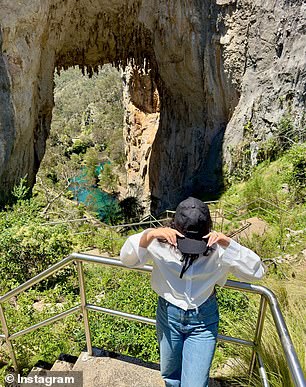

{"left": 21, "top": 348, "right": 228, "bottom": 387}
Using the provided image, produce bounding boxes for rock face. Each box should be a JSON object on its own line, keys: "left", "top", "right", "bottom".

{"left": 123, "top": 67, "right": 160, "bottom": 211}
{"left": 221, "top": 0, "right": 306, "bottom": 171}
{"left": 0, "top": 0, "right": 305, "bottom": 213}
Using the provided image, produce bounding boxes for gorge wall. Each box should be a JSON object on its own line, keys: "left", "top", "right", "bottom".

{"left": 0, "top": 0, "right": 305, "bottom": 213}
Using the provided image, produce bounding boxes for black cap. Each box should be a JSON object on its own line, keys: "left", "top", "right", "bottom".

{"left": 174, "top": 197, "right": 211, "bottom": 254}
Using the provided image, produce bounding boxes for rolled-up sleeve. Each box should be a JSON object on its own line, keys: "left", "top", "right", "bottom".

{"left": 220, "top": 239, "right": 266, "bottom": 281}
{"left": 120, "top": 230, "right": 152, "bottom": 268}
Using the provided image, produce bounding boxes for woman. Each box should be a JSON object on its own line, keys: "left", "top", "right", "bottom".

{"left": 120, "top": 197, "right": 265, "bottom": 387}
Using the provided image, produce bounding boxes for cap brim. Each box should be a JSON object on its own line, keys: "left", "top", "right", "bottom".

{"left": 177, "top": 237, "right": 207, "bottom": 254}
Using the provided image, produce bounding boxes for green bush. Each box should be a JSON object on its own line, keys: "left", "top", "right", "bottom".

{"left": 95, "top": 234, "right": 122, "bottom": 256}
{"left": 11, "top": 176, "right": 31, "bottom": 202}
{"left": 217, "top": 288, "right": 252, "bottom": 338}
{"left": 68, "top": 138, "right": 92, "bottom": 155}
{"left": 0, "top": 220, "right": 73, "bottom": 291}
{"left": 1, "top": 286, "right": 82, "bottom": 373}
{"left": 98, "top": 163, "right": 118, "bottom": 193}
{"left": 283, "top": 143, "right": 306, "bottom": 203}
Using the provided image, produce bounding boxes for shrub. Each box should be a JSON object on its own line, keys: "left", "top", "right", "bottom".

{"left": 283, "top": 143, "right": 306, "bottom": 203}
{"left": 0, "top": 286, "right": 82, "bottom": 374}
{"left": 98, "top": 163, "right": 118, "bottom": 193}
{"left": 11, "top": 176, "right": 31, "bottom": 202}
{"left": 69, "top": 138, "right": 92, "bottom": 155}
{"left": 0, "top": 222, "right": 73, "bottom": 291}
{"left": 95, "top": 228, "right": 125, "bottom": 256}
{"left": 217, "top": 288, "right": 252, "bottom": 338}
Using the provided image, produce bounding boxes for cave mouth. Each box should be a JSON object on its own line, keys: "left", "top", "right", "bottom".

{"left": 46, "top": 0, "right": 240, "bottom": 215}
{"left": 37, "top": 64, "right": 129, "bottom": 219}
{"left": 0, "top": 0, "right": 241, "bottom": 212}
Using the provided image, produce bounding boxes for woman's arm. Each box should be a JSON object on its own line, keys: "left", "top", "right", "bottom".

{"left": 120, "top": 230, "right": 152, "bottom": 268}
{"left": 219, "top": 238, "right": 265, "bottom": 281}
{"left": 204, "top": 232, "right": 265, "bottom": 281}
{"left": 120, "top": 227, "right": 183, "bottom": 268}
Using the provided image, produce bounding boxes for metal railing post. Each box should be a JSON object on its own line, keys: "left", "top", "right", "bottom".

{"left": 257, "top": 352, "right": 270, "bottom": 387}
{"left": 249, "top": 295, "right": 268, "bottom": 377}
{"left": 110, "top": 229, "right": 114, "bottom": 255}
{"left": 0, "top": 304, "right": 18, "bottom": 370}
{"left": 76, "top": 261, "right": 92, "bottom": 355}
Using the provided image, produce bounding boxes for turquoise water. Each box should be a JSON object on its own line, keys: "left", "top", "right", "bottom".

{"left": 69, "top": 164, "right": 118, "bottom": 221}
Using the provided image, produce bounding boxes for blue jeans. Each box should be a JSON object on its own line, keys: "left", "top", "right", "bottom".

{"left": 156, "top": 293, "right": 219, "bottom": 387}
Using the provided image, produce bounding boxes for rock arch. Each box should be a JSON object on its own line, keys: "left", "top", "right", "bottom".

{"left": 0, "top": 0, "right": 305, "bottom": 213}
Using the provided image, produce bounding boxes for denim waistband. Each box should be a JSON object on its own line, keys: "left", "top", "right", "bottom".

{"left": 159, "top": 288, "right": 217, "bottom": 313}
{"left": 157, "top": 290, "right": 219, "bottom": 326}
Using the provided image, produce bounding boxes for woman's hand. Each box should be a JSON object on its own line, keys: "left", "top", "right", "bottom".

{"left": 203, "top": 231, "right": 231, "bottom": 249}
{"left": 140, "top": 227, "right": 184, "bottom": 248}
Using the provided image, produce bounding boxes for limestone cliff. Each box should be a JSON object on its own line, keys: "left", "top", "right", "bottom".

{"left": 0, "top": 0, "right": 305, "bottom": 213}
{"left": 123, "top": 67, "right": 160, "bottom": 211}
{"left": 221, "top": 0, "right": 306, "bottom": 170}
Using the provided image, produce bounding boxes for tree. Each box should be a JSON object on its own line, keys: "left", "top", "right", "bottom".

{"left": 98, "top": 163, "right": 118, "bottom": 193}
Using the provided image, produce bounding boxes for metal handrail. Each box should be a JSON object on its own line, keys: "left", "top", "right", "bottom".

{"left": 0, "top": 253, "right": 305, "bottom": 387}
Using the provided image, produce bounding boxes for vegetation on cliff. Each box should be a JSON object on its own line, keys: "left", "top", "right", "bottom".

{"left": 0, "top": 67, "right": 305, "bottom": 385}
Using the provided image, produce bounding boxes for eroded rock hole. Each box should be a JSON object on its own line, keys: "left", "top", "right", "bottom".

{"left": 37, "top": 65, "right": 127, "bottom": 222}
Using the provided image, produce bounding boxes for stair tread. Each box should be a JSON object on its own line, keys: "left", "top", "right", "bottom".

{"left": 51, "top": 359, "right": 74, "bottom": 371}
{"left": 72, "top": 351, "right": 164, "bottom": 387}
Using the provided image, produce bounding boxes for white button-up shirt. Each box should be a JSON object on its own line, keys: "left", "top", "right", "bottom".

{"left": 120, "top": 230, "right": 265, "bottom": 310}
